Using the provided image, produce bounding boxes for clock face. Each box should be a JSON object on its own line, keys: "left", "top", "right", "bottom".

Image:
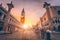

{"left": 21, "top": 17, "right": 25, "bottom": 24}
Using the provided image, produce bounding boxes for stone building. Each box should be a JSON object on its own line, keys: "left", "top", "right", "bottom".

{"left": 40, "top": 2, "right": 60, "bottom": 31}
{"left": 0, "top": 2, "right": 20, "bottom": 33}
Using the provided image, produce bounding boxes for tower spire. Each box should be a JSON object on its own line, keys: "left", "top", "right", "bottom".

{"left": 21, "top": 8, "right": 25, "bottom": 16}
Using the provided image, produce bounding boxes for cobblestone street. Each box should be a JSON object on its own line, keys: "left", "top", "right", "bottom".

{"left": 0, "top": 30, "right": 41, "bottom": 40}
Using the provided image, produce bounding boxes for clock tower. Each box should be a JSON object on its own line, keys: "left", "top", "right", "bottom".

{"left": 20, "top": 8, "right": 25, "bottom": 24}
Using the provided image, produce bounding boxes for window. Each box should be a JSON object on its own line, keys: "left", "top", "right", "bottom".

{"left": 44, "top": 17, "right": 46, "bottom": 20}
{"left": 0, "top": 27, "right": 3, "bottom": 31}
{"left": 45, "top": 23, "right": 49, "bottom": 26}
{"left": 58, "top": 25, "right": 60, "bottom": 31}
{"left": 0, "top": 21, "right": 3, "bottom": 31}
{"left": 10, "top": 18, "right": 11, "bottom": 21}
{"left": 0, "top": 13, "right": 2, "bottom": 17}
{"left": 3, "top": 15, "right": 6, "bottom": 20}
{"left": 52, "top": 21, "right": 55, "bottom": 23}
{"left": 58, "top": 10, "right": 60, "bottom": 15}
{"left": 58, "top": 18, "right": 60, "bottom": 23}
{"left": 55, "top": 19, "right": 57, "bottom": 23}
{"left": 53, "top": 26, "right": 56, "bottom": 31}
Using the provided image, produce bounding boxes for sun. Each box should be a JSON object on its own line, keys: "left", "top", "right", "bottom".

{"left": 22, "top": 24, "right": 32, "bottom": 30}
{"left": 23, "top": 24, "right": 28, "bottom": 29}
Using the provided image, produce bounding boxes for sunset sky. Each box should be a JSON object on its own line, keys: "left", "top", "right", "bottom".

{"left": 0, "top": 0, "right": 60, "bottom": 26}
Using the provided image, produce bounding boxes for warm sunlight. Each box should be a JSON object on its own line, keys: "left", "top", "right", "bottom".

{"left": 22, "top": 23, "right": 32, "bottom": 30}
{"left": 23, "top": 24, "right": 28, "bottom": 29}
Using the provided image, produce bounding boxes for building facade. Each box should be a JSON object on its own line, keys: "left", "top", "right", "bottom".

{"left": 40, "top": 2, "right": 60, "bottom": 31}
{"left": 0, "top": 2, "right": 20, "bottom": 33}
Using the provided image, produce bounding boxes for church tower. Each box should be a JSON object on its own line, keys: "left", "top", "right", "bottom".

{"left": 20, "top": 8, "right": 25, "bottom": 24}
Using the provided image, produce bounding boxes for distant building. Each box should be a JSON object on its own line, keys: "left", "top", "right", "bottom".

{"left": 40, "top": 2, "right": 60, "bottom": 31}
{"left": 0, "top": 2, "right": 20, "bottom": 33}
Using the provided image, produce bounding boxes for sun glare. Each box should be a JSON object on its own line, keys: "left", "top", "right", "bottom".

{"left": 22, "top": 24, "right": 32, "bottom": 30}
{"left": 23, "top": 24, "right": 29, "bottom": 29}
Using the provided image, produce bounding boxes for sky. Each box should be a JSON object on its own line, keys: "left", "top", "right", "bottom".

{"left": 0, "top": 0, "right": 60, "bottom": 26}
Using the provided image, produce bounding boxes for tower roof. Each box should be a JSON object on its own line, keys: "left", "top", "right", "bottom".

{"left": 21, "top": 8, "right": 25, "bottom": 16}
{"left": 22, "top": 8, "right": 25, "bottom": 13}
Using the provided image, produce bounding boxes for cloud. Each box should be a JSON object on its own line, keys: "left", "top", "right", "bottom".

{"left": 49, "top": 0, "right": 60, "bottom": 6}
